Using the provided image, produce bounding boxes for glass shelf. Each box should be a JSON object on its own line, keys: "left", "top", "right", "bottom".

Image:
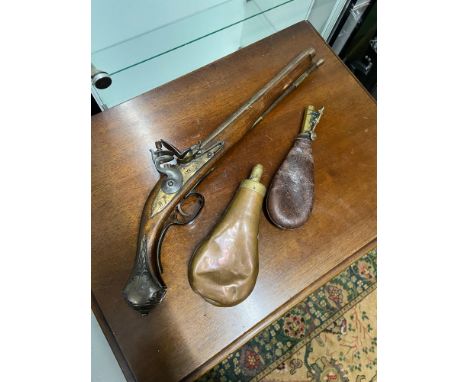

{"left": 92, "top": 0, "right": 314, "bottom": 108}
{"left": 93, "top": 0, "right": 306, "bottom": 77}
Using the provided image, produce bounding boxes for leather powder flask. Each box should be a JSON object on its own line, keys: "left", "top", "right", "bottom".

{"left": 189, "top": 164, "right": 266, "bottom": 307}
{"left": 266, "top": 105, "right": 324, "bottom": 229}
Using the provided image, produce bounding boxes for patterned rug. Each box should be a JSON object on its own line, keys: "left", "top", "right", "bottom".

{"left": 197, "top": 249, "right": 377, "bottom": 382}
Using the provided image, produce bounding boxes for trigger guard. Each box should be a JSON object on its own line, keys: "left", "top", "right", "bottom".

{"left": 174, "top": 192, "right": 205, "bottom": 225}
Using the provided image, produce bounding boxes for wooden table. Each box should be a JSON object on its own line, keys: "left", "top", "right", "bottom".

{"left": 92, "top": 21, "right": 376, "bottom": 382}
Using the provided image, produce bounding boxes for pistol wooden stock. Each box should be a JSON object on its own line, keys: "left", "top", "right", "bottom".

{"left": 123, "top": 48, "right": 324, "bottom": 314}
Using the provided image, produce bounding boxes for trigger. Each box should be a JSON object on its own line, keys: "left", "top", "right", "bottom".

{"left": 174, "top": 192, "right": 205, "bottom": 225}
{"left": 176, "top": 201, "right": 196, "bottom": 217}
{"left": 173, "top": 168, "right": 215, "bottom": 225}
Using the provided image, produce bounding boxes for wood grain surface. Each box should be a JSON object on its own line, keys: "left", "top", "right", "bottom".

{"left": 92, "top": 21, "right": 376, "bottom": 382}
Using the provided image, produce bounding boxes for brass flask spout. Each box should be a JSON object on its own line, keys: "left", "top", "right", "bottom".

{"left": 189, "top": 165, "right": 266, "bottom": 307}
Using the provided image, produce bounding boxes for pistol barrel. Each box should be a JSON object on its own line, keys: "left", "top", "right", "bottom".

{"left": 201, "top": 49, "right": 323, "bottom": 150}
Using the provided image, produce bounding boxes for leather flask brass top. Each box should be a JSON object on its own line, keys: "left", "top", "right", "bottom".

{"left": 266, "top": 106, "right": 324, "bottom": 229}
{"left": 189, "top": 164, "right": 266, "bottom": 307}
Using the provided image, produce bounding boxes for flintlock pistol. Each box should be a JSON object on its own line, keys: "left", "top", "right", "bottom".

{"left": 123, "top": 48, "right": 324, "bottom": 314}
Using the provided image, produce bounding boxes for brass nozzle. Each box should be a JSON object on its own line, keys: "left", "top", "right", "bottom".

{"left": 249, "top": 164, "right": 264, "bottom": 182}
{"left": 241, "top": 164, "right": 266, "bottom": 196}
{"left": 300, "top": 105, "right": 325, "bottom": 139}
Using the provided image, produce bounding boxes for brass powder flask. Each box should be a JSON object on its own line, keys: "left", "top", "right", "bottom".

{"left": 189, "top": 164, "right": 266, "bottom": 307}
